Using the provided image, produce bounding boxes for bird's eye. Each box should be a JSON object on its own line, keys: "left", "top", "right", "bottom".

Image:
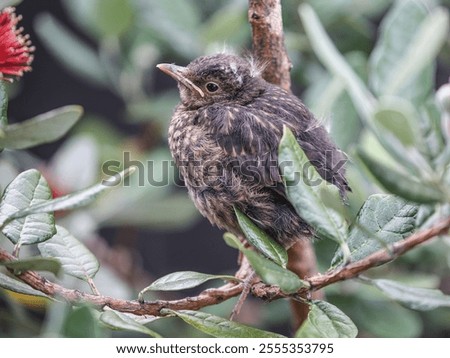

{"left": 206, "top": 82, "right": 219, "bottom": 93}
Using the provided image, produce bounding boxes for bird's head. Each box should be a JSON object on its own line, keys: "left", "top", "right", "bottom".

{"left": 157, "top": 54, "right": 264, "bottom": 109}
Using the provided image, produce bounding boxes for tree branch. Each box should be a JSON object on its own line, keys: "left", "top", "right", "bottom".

{"left": 308, "top": 216, "right": 450, "bottom": 290}
{"left": 287, "top": 240, "right": 324, "bottom": 329}
{"left": 248, "top": 0, "right": 292, "bottom": 91}
{"left": 1, "top": 216, "right": 448, "bottom": 316}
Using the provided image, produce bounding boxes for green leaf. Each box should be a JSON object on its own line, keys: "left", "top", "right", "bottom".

{"left": 330, "top": 90, "right": 363, "bottom": 150}
{"left": 38, "top": 225, "right": 99, "bottom": 280}
{"left": 299, "top": 4, "right": 376, "bottom": 122}
{"left": 278, "top": 127, "right": 348, "bottom": 245}
{"left": 222, "top": 232, "right": 244, "bottom": 250}
{"left": 1, "top": 257, "right": 61, "bottom": 276}
{"left": 369, "top": 0, "right": 440, "bottom": 103}
{"left": 199, "top": 1, "right": 248, "bottom": 46}
{"left": 139, "top": 271, "right": 237, "bottom": 296}
{"left": 34, "top": 13, "right": 109, "bottom": 87}
{"left": 0, "top": 0, "right": 21, "bottom": 9}
{"left": 137, "top": 0, "right": 201, "bottom": 58}
{"left": 162, "top": 309, "right": 285, "bottom": 338}
{"left": 60, "top": 0, "right": 103, "bottom": 39}
{"left": 100, "top": 310, "right": 162, "bottom": 337}
{"left": 234, "top": 207, "right": 288, "bottom": 267}
{"left": 0, "top": 81, "right": 7, "bottom": 127}
{"left": 0, "top": 106, "right": 83, "bottom": 150}
{"left": 338, "top": 295, "right": 422, "bottom": 337}
{"left": 295, "top": 300, "right": 358, "bottom": 338}
{"left": 244, "top": 249, "right": 308, "bottom": 294}
{"left": 373, "top": 100, "right": 419, "bottom": 147}
{"left": 0, "top": 169, "right": 55, "bottom": 247}
{"left": 370, "top": 279, "right": 450, "bottom": 311}
{"left": 356, "top": 148, "right": 445, "bottom": 204}
{"left": 385, "top": 7, "right": 449, "bottom": 99}
{"left": 332, "top": 194, "right": 417, "bottom": 265}
{"left": 6, "top": 167, "right": 135, "bottom": 221}
{"left": 369, "top": 0, "right": 432, "bottom": 102}
{"left": 420, "top": 101, "right": 447, "bottom": 165}
{"left": 127, "top": 90, "right": 179, "bottom": 126}
{"left": 63, "top": 306, "right": 104, "bottom": 338}
{"left": 0, "top": 271, "right": 48, "bottom": 298}
{"left": 93, "top": 0, "right": 133, "bottom": 37}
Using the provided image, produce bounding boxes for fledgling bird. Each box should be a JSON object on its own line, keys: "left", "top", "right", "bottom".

{"left": 158, "top": 53, "right": 349, "bottom": 249}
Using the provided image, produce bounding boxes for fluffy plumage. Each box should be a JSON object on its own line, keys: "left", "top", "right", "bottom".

{"left": 158, "top": 53, "right": 349, "bottom": 248}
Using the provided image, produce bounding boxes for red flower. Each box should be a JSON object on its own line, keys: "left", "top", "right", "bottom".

{"left": 0, "top": 7, "right": 34, "bottom": 82}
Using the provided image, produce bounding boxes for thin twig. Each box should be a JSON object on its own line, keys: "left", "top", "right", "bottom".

{"left": 230, "top": 271, "right": 256, "bottom": 320}
{"left": 1, "top": 216, "right": 448, "bottom": 316}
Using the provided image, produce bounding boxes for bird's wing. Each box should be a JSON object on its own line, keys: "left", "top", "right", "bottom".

{"left": 200, "top": 89, "right": 350, "bottom": 198}
{"left": 198, "top": 103, "right": 286, "bottom": 200}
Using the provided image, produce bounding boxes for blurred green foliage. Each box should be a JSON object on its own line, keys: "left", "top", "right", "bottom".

{"left": 0, "top": 0, "right": 450, "bottom": 338}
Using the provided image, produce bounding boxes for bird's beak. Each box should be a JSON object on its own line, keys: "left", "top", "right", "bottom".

{"left": 156, "top": 63, "right": 205, "bottom": 98}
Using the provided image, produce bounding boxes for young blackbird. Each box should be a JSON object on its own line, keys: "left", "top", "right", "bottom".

{"left": 158, "top": 53, "right": 349, "bottom": 248}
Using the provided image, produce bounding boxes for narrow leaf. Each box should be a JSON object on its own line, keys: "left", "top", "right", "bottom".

{"left": 34, "top": 14, "right": 109, "bottom": 87}
{"left": 373, "top": 102, "right": 419, "bottom": 147}
{"left": 371, "top": 279, "right": 450, "bottom": 311}
{"left": 1, "top": 257, "right": 61, "bottom": 276}
{"left": 7, "top": 167, "right": 135, "bottom": 221}
{"left": 38, "top": 225, "right": 99, "bottom": 280}
{"left": 420, "top": 101, "right": 447, "bottom": 164}
{"left": 139, "top": 271, "right": 238, "bottom": 296}
{"left": 0, "top": 169, "right": 55, "bottom": 247}
{"left": 234, "top": 207, "right": 288, "bottom": 267}
{"left": 0, "top": 271, "right": 48, "bottom": 298}
{"left": 100, "top": 310, "right": 162, "bottom": 338}
{"left": 244, "top": 249, "right": 308, "bottom": 294}
{"left": 0, "top": 106, "right": 83, "bottom": 150}
{"left": 384, "top": 7, "right": 449, "bottom": 98}
{"left": 199, "top": 1, "right": 248, "bottom": 45}
{"left": 0, "top": 81, "right": 7, "bottom": 127}
{"left": 278, "top": 127, "right": 348, "bottom": 244}
{"left": 60, "top": 0, "right": 103, "bottom": 39}
{"left": 295, "top": 300, "right": 358, "bottom": 338}
{"left": 356, "top": 149, "right": 445, "bottom": 204}
{"left": 332, "top": 194, "right": 417, "bottom": 265}
{"left": 137, "top": 0, "right": 201, "bottom": 58}
{"left": 299, "top": 4, "right": 376, "bottom": 122}
{"left": 93, "top": 0, "right": 133, "bottom": 37}
{"left": 162, "top": 309, "right": 285, "bottom": 338}
{"left": 369, "top": 0, "right": 435, "bottom": 103}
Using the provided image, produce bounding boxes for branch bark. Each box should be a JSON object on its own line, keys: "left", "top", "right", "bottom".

{"left": 248, "top": 0, "right": 292, "bottom": 91}
{"left": 2, "top": 216, "right": 448, "bottom": 317}
{"left": 287, "top": 240, "right": 324, "bottom": 329}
